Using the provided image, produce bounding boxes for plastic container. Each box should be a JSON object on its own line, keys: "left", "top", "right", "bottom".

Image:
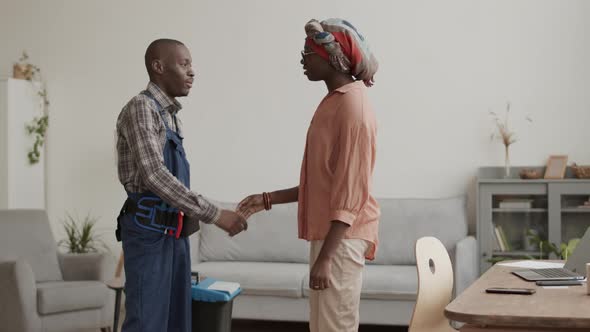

{"left": 191, "top": 277, "right": 241, "bottom": 332}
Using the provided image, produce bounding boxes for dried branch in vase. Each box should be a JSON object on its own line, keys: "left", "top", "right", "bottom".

{"left": 489, "top": 102, "right": 533, "bottom": 178}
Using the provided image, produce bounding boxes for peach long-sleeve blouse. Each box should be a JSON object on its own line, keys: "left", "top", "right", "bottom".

{"left": 298, "top": 81, "right": 380, "bottom": 260}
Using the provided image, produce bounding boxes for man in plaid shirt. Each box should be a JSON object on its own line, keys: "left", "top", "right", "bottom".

{"left": 116, "top": 39, "right": 246, "bottom": 332}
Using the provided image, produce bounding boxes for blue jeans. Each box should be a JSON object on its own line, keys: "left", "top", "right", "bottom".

{"left": 121, "top": 213, "right": 192, "bottom": 332}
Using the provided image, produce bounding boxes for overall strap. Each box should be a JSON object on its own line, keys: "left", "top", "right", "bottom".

{"left": 140, "top": 90, "right": 174, "bottom": 132}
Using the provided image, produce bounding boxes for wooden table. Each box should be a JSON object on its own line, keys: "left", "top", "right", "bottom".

{"left": 445, "top": 262, "right": 590, "bottom": 331}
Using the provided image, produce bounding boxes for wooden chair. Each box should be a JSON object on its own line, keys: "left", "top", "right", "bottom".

{"left": 106, "top": 251, "right": 124, "bottom": 332}
{"left": 409, "top": 236, "right": 456, "bottom": 332}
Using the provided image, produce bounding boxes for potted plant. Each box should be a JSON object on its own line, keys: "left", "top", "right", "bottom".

{"left": 526, "top": 229, "right": 580, "bottom": 260}
{"left": 57, "top": 213, "right": 113, "bottom": 282}
{"left": 58, "top": 213, "right": 108, "bottom": 254}
{"left": 13, "top": 52, "right": 36, "bottom": 80}
{"left": 13, "top": 51, "right": 50, "bottom": 165}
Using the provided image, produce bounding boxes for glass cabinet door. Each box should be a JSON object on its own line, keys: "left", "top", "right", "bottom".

{"left": 490, "top": 194, "right": 548, "bottom": 261}
{"left": 549, "top": 183, "right": 590, "bottom": 257}
{"left": 478, "top": 182, "right": 547, "bottom": 272}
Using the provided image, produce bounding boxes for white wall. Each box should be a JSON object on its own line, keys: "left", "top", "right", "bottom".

{"left": 2, "top": 0, "right": 590, "bottom": 253}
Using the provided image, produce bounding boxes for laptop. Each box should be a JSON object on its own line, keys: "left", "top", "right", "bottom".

{"left": 512, "top": 227, "right": 590, "bottom": 281}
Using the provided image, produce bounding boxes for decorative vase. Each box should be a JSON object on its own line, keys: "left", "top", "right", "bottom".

{"left": 504, "top": 145, "right": 511, "bottom": 178}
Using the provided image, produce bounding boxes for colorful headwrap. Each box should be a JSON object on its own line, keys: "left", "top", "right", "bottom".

{"left": 305, "top": 18, "right": 378, "bottom": 87}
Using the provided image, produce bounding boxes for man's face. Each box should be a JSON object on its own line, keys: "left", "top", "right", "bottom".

{"left": 301, "top": 46, "right": 332, "bottom": 82}
{"left": 161, "top": 44, "right": 194, "bottom": 97}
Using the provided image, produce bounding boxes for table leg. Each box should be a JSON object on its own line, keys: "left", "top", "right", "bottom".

{"left": 113, "top": 289, "right": 122, "bottom": 332}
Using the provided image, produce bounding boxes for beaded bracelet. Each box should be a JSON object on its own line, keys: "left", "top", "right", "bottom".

{"left": 262, "top": 192, "right": 272, "bottom": 210}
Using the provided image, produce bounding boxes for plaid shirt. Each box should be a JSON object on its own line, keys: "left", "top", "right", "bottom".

{"left": 116, "top": 82, "right": 220, "bottom": 224}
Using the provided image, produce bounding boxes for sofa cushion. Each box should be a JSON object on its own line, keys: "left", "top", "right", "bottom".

{"left": 198, "top": 201, "right": 309, "bottom": 264}
{"left": 371, "top": 197, "right": 467, "bottom": 265}
{"left": 361, "top": 265, "right": 418, "bottom": 300}
{"left": 37, "top": 281, "right": 108, "bottom": 315}
{"left": 302, "top": 265, "right": 418, "bottom": 301}
{"left": 193, "top": 261, "right": 307, "bottom": 298}
{"left": 0, "top": 210, "right": 63, "bottom": 282}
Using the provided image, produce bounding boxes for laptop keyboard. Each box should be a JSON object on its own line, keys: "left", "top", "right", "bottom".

{"left": 533, "top": 268, "right": 579, "bottom": 278}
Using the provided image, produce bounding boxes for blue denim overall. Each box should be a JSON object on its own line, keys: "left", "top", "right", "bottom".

{"left": 120, "top": 90, "right": 192, "bottom": 332}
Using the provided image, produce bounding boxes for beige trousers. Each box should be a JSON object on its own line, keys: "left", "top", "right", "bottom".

{"left": 309, "top": 239, "right": 369, "bottom": 332}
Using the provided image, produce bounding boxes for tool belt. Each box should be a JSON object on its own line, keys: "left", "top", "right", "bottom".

{"left": 116, "top": 195, "right": 200, "bottom": 241}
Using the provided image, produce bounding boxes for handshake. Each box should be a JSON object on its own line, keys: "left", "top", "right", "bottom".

{"left": 215, "top": 194, "right": 266, "bottom": 236}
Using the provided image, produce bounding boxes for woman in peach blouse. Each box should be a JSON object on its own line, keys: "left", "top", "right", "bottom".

{"left": 238, "top": 18, "right": 380, "bottom": 332}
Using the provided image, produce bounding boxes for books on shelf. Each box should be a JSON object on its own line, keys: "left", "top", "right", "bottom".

{"left": 577, "top": 197, "right": 590, "bottom": 208}
{"left": 493, "top": 225, "right": 511, "bottom": 252}
{"left": 499, "top": 199, "right": 533, "bottom": 209}
{"left": 493, "top": 226, "right": 504, "bottom": 251}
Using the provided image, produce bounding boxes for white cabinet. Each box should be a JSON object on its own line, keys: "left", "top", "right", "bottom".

{"left": 0, "top": 78, "right": 45, "bottom": 209}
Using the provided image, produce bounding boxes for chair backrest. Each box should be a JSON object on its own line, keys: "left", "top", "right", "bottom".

{"left": 409, "top": 236, "right": 455, "bottom": 332}
{"left": 0, "top": 209, "right": 63, "bottom": 282}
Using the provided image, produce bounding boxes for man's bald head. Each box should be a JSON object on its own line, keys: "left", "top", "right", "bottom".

{"left": 143, "top": 38, "right": 194, "bottom": 98}
{"left": 145, "top": 39, "right": 185, "bottom": 78}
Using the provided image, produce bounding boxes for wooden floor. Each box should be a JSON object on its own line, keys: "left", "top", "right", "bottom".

{"left": 233, "top": 320, "right": 408, "bottom": 332}
{"left": 85, "top": 303, "right": 409, "bottom": 332}
{"left": 86, "top": 320, "right": 408, "bottom": 332}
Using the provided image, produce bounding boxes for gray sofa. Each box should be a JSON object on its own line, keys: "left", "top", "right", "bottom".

{"left": 191, "top": 196, "right": 477, "bottom": 325}
{"left": 0, "top": 210, "right": 114, "bottom": 332}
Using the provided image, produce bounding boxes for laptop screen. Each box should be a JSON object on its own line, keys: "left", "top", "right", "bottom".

{"left": 564, "top": 227, "right": 590, "bottom": 274}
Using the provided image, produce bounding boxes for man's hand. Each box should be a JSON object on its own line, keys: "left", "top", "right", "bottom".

{"left": 236, "top": 194, "right": 265, "bottom": 219}
{"left": 216, "top": 210, "right": 248, "bottom": 236}
{"left": 310, "top": 257, "right": 332, "bottom": 291}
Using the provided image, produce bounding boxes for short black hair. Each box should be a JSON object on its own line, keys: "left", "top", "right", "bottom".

{"left": 144, "top": 38, "right": 185, "bottom": 77}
